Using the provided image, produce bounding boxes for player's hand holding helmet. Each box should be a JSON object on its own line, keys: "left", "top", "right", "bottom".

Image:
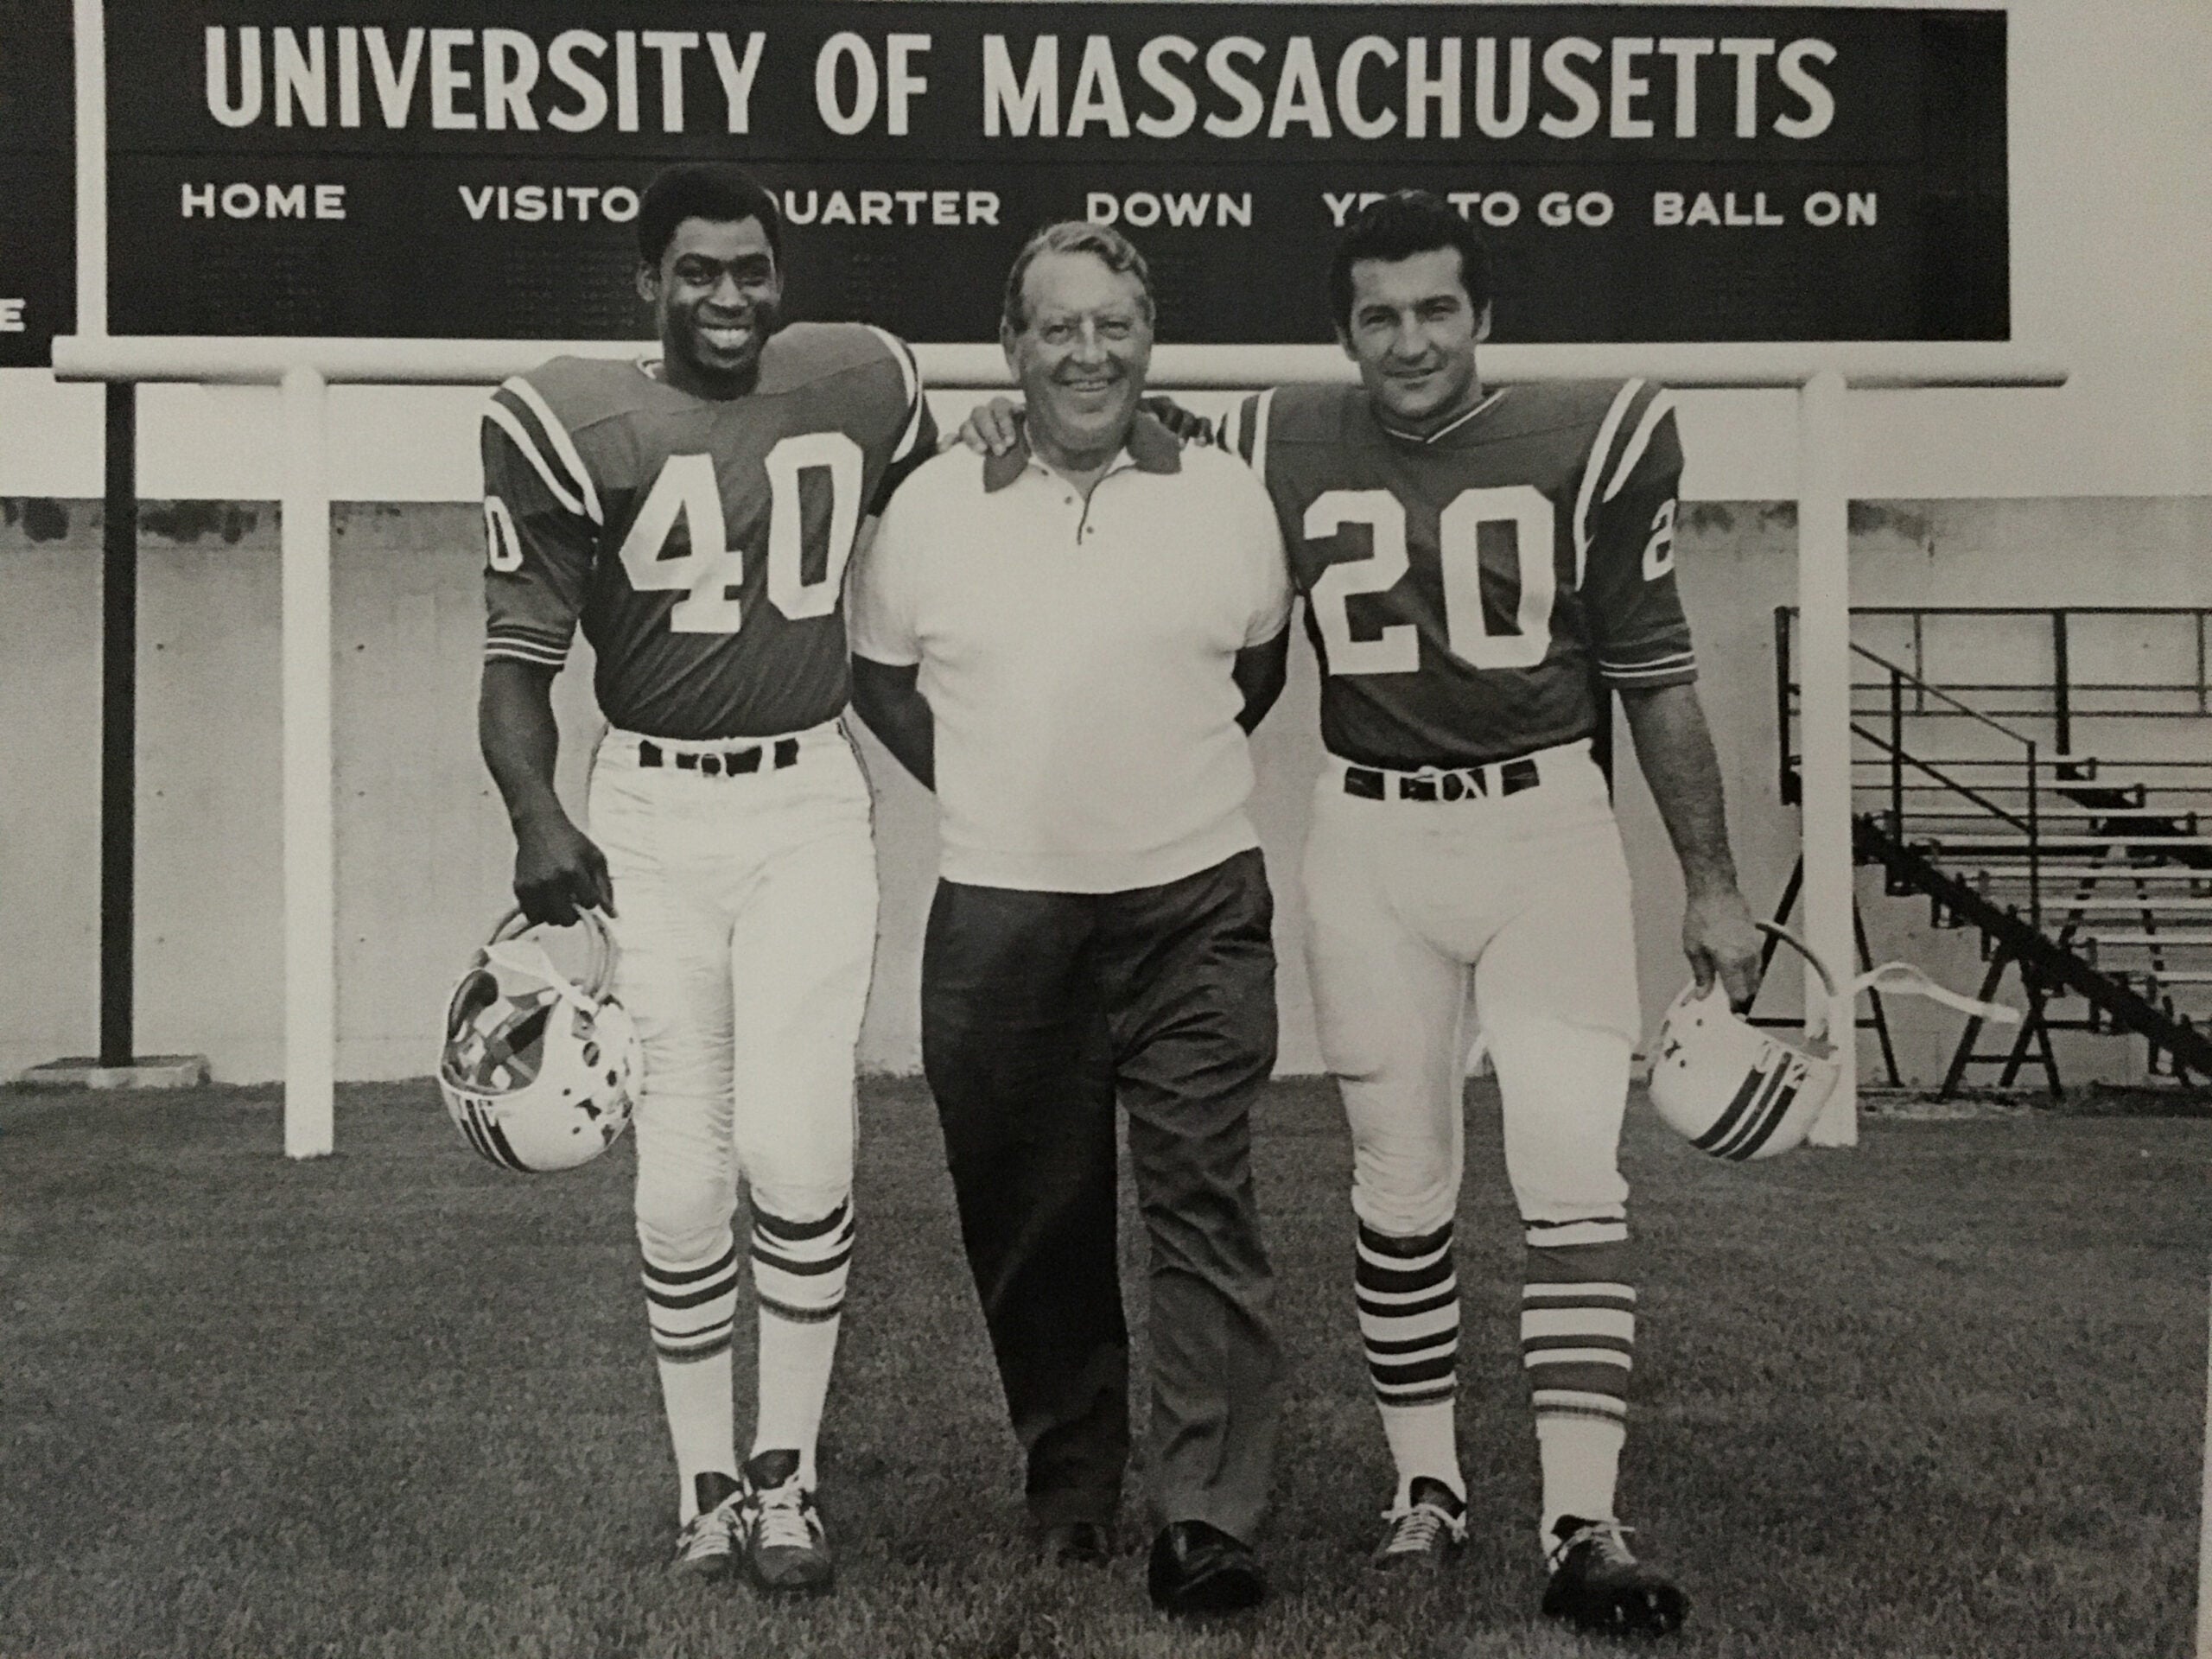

{"left": 1648, "top": 922, "right": 2017, "bottom": 1161}
{"left": 438, "top": 907, "right": 641, "bottom": 1173}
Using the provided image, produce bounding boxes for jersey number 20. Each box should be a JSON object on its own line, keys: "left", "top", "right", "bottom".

{"left": 1306, "top": 485, "right": 1554, "bottom": 674}
{"left": 617, "top": 433, "right": 863, "bottom": 633}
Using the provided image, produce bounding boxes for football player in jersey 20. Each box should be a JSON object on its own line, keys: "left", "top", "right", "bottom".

{"left": 957, "top": 190, "right": 1761, "bottom": 1633}
{"left": 474, "top": 162, "right": 935, "bottom": 1595}
{"left": 1228, "top": 191, "right": 1763, "bottom": 1636}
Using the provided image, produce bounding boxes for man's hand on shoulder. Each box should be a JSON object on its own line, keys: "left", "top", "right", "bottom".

{"left": 1682, "top": 880, "right": 1762, "bottom": 1013}
{"left": 512, "top": 808, "right": 615, "bottom": 927}
{"left": 1138, "top": 395, "right": 1217, "bottom": 448}
{"left": 953, "top": 397, "right": 1025, "bottom": 455}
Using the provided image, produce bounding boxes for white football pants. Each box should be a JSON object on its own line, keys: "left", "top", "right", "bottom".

{"left": 1302, "top": 741, "right": 1640, "bottom": 1238}
{"left": 588, "top": 721, "right": 879, "bottom": 1256}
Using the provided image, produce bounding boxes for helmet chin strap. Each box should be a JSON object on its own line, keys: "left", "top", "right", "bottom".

{"left": 1844, "top": 962, "right": 2021, "bottom": 1025}
{"left": 1750, "top": 920, "right": 2018, "bottom": 1045}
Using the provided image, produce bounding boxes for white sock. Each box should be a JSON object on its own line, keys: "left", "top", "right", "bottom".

{"left": 747, "top": 1197, "right": 855, "bottom": 1491}
{"left": 753, "top": 1310, "right": 840, "bottom": 1488}
{"left": 1356, "top": 1219, "right": 1464, "bottom": 1504}
{"left": 658, "top": 1351, "right": 738, "bottom": 1523}
{"left": 1537, "top": 1414, "right": 1625, "bottom": 1551}
{"left": 1522, "top": 1221, "right": 1635, "bottom": 1555}
{"left": 1380, "top": 1399, "right": 1466, "bottom": 1507}
{"left": 640, "top": 1234, "right": 742, "bottom": 1523}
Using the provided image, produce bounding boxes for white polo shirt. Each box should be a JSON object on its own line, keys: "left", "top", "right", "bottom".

{"left": 849, "top": 415, "right": 1292, "bottom": 894}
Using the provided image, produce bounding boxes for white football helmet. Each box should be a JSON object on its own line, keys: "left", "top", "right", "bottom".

{"left": 1648, "top": 922, "right": 2016, "bottom": 1161}
{"left": 438, "top": 908, "right": 641, "bottom": 1173}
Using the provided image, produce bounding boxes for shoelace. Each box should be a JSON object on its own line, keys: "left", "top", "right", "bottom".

{"left": 1554, "top": 1519, "right": 1637, "bottom": 1569}
{"left": 677, "top": 1503, "right": 735, "bottom": 1555}
{"left": 1380, "top": 1499, "right": 1464, "bottom": 1553}
{"left": 753, "top": 1483, "right": 819, "bottom": 1552}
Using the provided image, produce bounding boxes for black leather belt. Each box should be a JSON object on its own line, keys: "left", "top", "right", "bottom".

{"left": 638, "top": 737, "right": 801, "bottom": 776}
{"left": 1344, "top": 755, "right": 1542, "bottom": 802}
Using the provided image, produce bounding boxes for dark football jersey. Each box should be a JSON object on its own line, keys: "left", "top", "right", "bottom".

{"left": 481, "top": 321, "right": 936, "bottom": 740}
{"left": 1228, "top": 378, "right": 1695, "bottom": 770}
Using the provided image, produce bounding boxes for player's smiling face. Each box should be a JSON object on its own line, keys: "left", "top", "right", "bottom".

{"left": 1339, "top": 248, "right": 1492, "bottom": 433}
{"left": 1002, "top": 251, "right": 1154, "bottom": 466}
{"left": 639, "top": 215, "right": 783, "bottom": 398}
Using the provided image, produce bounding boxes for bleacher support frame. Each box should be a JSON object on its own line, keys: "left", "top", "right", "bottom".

{"left": 1778, "top": 607, "right": 2212, "bottom": 1096}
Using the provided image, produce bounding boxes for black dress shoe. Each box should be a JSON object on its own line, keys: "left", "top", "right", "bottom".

{"left": 1147, "top": 1520, "right": 1267, "bottom": 1615}
{"left": 1038, "top": 1520, "right": 1114, "bottom": 1566}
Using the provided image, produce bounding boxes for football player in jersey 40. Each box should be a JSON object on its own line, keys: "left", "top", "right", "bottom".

{"left": 1224, "top": 191, "right": 1764, "bottom": 1635}
{"left": 474, "top": 163, "right": 934, "bottom": 1595}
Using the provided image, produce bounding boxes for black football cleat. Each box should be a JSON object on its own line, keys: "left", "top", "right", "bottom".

{"left": 1371, "top": 1478, "right": 1469, "bottom": 1570}
{"left": 1541, "top": 1516, "right": 1688, "bottom": 1638}
{"left": 669, "top": 1470, "right": 743, "bottom": 1580}
{"left": 734, "top": 1449, "right": 835, "bottom": 1596}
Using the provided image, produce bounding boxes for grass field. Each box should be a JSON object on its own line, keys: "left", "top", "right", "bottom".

{"left": 2, "top": 1076, "right": 2204, "bottom": 1659}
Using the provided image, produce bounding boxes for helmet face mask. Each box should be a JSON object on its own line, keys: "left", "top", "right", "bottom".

{"left": 438, "top": 910, "right": 640, "bottom": 1173}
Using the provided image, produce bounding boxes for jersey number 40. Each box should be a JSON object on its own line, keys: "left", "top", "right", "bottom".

{"left": 606, "top": 433, "right": 865, "bottom": 633}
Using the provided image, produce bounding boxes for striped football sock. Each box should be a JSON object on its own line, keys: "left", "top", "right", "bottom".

{"left": 1357, "top": 1218, "right": 1466, "bottom": 1503}
{"left": 642, "top": 1232, "right": 741, "bottom": 1523}
{"left": 748, "top": 1197, "right": 855, "bottom": 1491}
{"left": 1522, "top": 1215, "right": 1636, "bottom": 1547}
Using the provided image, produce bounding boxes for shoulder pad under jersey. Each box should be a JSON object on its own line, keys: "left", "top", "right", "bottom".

{"left": 753, "top": 321, "right": 918, "bottom": 397}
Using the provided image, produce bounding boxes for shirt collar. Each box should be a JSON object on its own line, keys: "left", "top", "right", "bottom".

{"left": 982, "top": 410, "right": 1183, "bottom": 493}
{"left": 1374, "top": 386, "right": 1510, "bottom": 447}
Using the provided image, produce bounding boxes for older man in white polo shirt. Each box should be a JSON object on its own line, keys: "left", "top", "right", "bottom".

{"left": 848, "top": 221, "right": 1293, "bottom": 1616}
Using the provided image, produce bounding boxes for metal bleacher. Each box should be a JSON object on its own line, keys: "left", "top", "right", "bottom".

{"left": 1773, "top": 606, "right": 2212, "bottom": 1094}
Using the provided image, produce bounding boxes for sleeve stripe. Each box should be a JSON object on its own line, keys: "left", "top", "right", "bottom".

{"left": 1602, "top": 659, "right": 1698, "bottom": 681}
{"left": 1246, "top": 388, "right": 1276, "bottom": 482}
{"left": 1601, "top": 391, "right": 1678, "bottom": 504}
{"left": 485, "top": 400, "right": 590, "bottom": 524}
{"left": 487, "top": 620, "right": 572, "bottom": 645}
{"left": 485, "top": 639, "right": 570, "bottom": 667}
{"left": 865, "top": 325, "right": 928, "bottom": 462}
{"left": 498, "top": 378, "right": 603, "bottom": 525}
{"left": 1573, "top": 378, "right": 1644, "bottom": 584}
{"left": 1599, "top": 650, "right": 1697, "bottom": 671}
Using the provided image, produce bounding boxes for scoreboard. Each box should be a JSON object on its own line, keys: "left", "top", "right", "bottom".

{"left": 0, "top": 0, "right": 73, "bottom": 365}
{"left": 38, "top": 3, "right": 2012, "bottom": 355}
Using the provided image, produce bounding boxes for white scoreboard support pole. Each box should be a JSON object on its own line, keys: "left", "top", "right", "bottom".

{"left": 2199, "top": 1274, "right": 2212, "bottom": 1659}
{"left": 1797, "top": 369, "right": 1859, "bottom": 1147}
{"left": 280, "top": 367, "right": 336, "bottom": 1160}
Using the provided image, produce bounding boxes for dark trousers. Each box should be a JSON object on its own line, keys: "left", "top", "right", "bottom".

{"left": 920, "top": 848, "right": 1283, "bottom": 1542}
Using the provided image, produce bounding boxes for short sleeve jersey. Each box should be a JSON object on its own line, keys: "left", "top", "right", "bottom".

{"left": 480, "top": 321, "right": 936, "bottom": 740}
{"left": 1228, "top": 378, "right": 1694, "bottom": 770}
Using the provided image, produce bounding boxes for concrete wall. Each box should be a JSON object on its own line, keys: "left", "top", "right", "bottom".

{"left": 5, "top": 493, "right": 2204, "bottom": 1084}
